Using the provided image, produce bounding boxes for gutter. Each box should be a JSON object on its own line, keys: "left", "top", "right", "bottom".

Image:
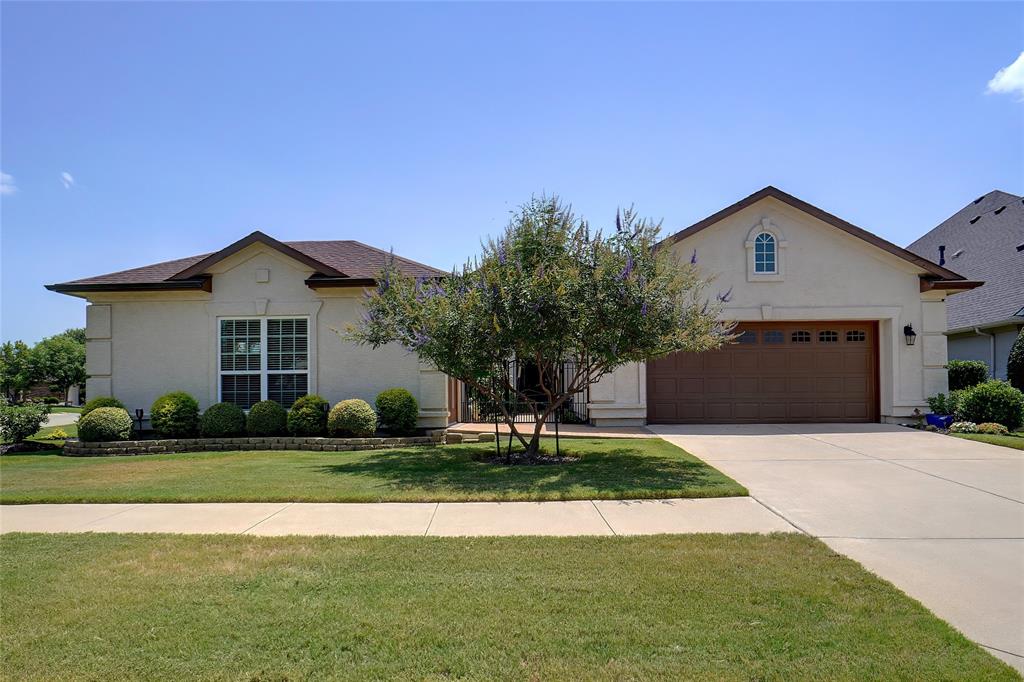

{"left": 972, "top": 327, "right": 996, "bottom": 377}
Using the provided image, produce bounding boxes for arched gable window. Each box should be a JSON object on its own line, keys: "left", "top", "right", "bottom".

{"left": 754, "top": 232, "right": 777, "bottom": 273}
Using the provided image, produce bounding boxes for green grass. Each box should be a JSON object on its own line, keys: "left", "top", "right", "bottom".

{"left": 952, "top": 432, "right": 1024, "bottom": 451}
{"left": 1, "top": 533, "right": 1013, "bottom": 681}
{"left": 48, "top": 406, "right": 82, "bottom": 414}
{"left": 27, "top": 422, "right": 77, "bottom": 447}
{"left": 0, "top": 437, "right": 746, "bottom": 504}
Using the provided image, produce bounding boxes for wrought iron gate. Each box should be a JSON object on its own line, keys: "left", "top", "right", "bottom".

{"left": 459, "top": 359, "right": 589, "bottom": 424}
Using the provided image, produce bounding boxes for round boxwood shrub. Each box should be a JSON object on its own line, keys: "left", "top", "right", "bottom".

{"left": 78, "top": 407, "right": 133, "bottom": 442}
{"left": 375, "top": 388, "right": 418, "bottom": 434}
{"left": 247, "top": 400, "right": 288, "bottom": 436}
{"left": 946, "top": 360, "right": 989, "bottom": 391}
{"left": 150, "top": 391, "right": 200, "bottom": 437}
{"left": 288, "top": 394, "right": 328, "bottom": 436}
{"left": 81, "top": 396, "right": 126, "bottom": 418}
{"left": 955, "top": 380, "right": 1024, "bottom": 431}
{"left": 977, "top": 422, "right": 1010, "bottom": 436}
{"left": 328, "top": 399, "right": 377, "bottom": 437}
{"left": 200, "top": 402, "right": 246, "bottom": 438}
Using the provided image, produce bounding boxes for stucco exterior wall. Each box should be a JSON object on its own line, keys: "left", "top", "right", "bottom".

{"left": 590, "top": 196, "right": 953, "bottom": 425}
{"left": 83, "top": 243, "right": 448, "bottom": 427}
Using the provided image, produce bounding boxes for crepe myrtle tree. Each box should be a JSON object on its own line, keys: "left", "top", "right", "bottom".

{"left": 348, "top": 196, "right": 732, "bottom": 459}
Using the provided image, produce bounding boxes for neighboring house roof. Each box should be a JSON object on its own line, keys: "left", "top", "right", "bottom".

{"left": 659, "top": 186, "right": 981, "bottom": 290}
{"left": 907, "top": 190, "right": 1024, "bottom": 331}
{"left": 47, "top": 231, "right": 446, "bottom": 294}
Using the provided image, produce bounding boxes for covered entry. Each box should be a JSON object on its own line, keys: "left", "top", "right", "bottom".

{"left": 646, "top": 321, "right": 879, "bottom": 423}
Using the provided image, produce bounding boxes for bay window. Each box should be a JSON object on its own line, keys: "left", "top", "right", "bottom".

{"left": 219, "top": 317, "right": 309, "bottom": 409}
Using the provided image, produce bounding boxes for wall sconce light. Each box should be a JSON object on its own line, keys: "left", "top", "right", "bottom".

{"left": 903, "top": 324, "right": 917, "bottom": 346}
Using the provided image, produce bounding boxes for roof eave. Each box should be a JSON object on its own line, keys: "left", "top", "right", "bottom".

{"left": 45, "top": 276, "right": 213, "bottom": 295}
{"left": 304, "top": 277, "right": 378, "bottom": 289}
{"left": 919, "top": 278, "right": 985, "bottom": 293}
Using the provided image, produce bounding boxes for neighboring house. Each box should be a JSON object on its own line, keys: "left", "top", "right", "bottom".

{"left": 48, "top": 186, "right": 979, "bottom": 427}
{"left": 907, "top": 190, "right": 1024, "bottom": 380}
{"left": 47, "top": 233, "right": 451, "bottom": 428}
{"left": 588, "top": 187, "right": 979, "bottom": 425}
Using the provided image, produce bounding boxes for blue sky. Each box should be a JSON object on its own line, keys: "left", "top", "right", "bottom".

{"left": 2, "top": 1, "right": 1022, "bottom": 343}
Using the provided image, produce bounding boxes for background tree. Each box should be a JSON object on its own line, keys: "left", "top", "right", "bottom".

{"left": 0, "top": 341, "right": 37, "bottom": 403}
{"left": 32, "top": 330, "right": 86, "bottom": 404}
{"left": 1008, "top": 330, "right": 1024, "bottom": 391}
{"left": 349, "top": 196, "right": 731, "bottom": 459}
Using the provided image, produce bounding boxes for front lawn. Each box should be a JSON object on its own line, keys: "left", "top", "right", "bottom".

{"left": 28, "top": 422, "right": 77, "bottom": 447}
{"left": 951, "top": 432, "right": 1024, "bottom": 451}
{"left": 48, "top": 406, "right": 83, "bottom": 414}
{"left": 0, "top": 533, "right": 1013, "bottom": 680}
{"left": 0, "top": 437, "right": 746, "bottom": 503}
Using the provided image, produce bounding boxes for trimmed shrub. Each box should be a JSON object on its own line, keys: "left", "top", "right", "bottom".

{"left": 946, "top": 360, "right": 989, "bottom": 391}
{"left": 926, "top": 391, "right": 962, "bottom": 416}
{"left": 977, "top": 422, "right": 1010, "bottom": 436}
{"left": 81, "top": 396, "right": 126, "bottom": 418}
{"left": 200, "top": 402, "right": 246, "bottom": 438}
{"left": 1008, "top": 330, "right": 1024, "bottom": 391}
{"left": 0, "top": 397, "right": 50, "bottom": 443}
{"left": 42, "top": 396, "right": 60, "bottom": 405}
{"left": 328, "top": 399, "right": 377, "bottom": 437}
{"left": 150, "top": 391, "right": 200, "bottom": 437}
{"left": 375, "top": 388, "right": 418, "bottom": 434}
{"left": 247, "top": 400, "right": 288, "bottom": 436}
{"left": 288, "top": 395, "right": 328, "bottom": 436}
{"left": 955, "top": 380, "right": 1024, "bottom": 431}
{"left": 948, "top": 421, "right": 977, "bottom": 434}
{"left": 78, "top": 407, "right": 132, "bottom": 442}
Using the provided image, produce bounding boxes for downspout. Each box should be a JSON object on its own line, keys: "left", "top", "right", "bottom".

{"left": 972, "top": 327, "right": 996, "bottom": 378}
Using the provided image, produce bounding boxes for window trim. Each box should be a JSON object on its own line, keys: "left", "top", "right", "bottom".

{"left": 217, "top": 316, "right": 310, "bottom": 408}
{"left": 753, "top": 232, "right": 777, "bottom": 274}
{"left": 745, "top": 218, "right": 787, "bottom": 282}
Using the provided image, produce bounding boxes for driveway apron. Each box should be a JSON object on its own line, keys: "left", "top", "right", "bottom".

{"left": 648, "top": 423, "right": 1024, "bottom": 672}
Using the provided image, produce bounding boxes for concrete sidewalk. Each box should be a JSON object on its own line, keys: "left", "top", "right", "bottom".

{"left": 43, "top": 412, "right": 79, "bottom": 427}
{"left": 0, "top": 497, "right": 796, "bottom": 536}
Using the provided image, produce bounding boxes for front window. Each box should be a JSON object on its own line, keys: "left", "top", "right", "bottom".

{"left": 219, "top": 317, "right": 309, "bottom": 409}
{"left": 754, "top": 233, "right": 776, "bottom": 273}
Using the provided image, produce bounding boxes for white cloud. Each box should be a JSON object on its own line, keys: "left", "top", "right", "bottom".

{"left": 60, "top": 171, "right": 75, "bottom": 189}
{"left": 0, "top": 172, "right": 16, "bottom": 195}
{"left": 987, "top": 51, "right": 1024, "bottom": 98}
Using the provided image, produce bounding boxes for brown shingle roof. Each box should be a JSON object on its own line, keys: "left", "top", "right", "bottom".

{"left": 48, "top": 233, "right": 445, "bottom": 292}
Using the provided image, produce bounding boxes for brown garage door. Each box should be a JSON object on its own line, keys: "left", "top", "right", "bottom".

{"left": 647, "top": 321, "right": 878, "bottom": 423}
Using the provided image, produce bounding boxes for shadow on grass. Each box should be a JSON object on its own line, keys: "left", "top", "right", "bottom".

{"left": 313, "top": 445, "right": 732, "bottom": 496}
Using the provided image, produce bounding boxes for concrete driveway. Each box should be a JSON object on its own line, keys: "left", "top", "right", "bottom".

{"left": 648, "top": 423, "right": 1024, "bottom": 672}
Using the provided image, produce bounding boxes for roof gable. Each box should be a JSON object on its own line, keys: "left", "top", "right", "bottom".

{"left": 660, "top": 186, "right": 974, "bottom": 285}
{"left": 170, "top": 231, "right": 346, "bottom": 280}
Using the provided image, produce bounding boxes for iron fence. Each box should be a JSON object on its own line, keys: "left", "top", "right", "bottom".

{"left": 459, "top": 359, "right": 589, "bottom": 424}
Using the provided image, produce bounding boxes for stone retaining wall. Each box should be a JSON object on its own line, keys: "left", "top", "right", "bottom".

{"left": 64, "top": 433, "right": 447, "bottom": 457}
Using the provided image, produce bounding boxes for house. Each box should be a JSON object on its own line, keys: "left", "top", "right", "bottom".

{"left": 907, "top": 190, "right": 1024, "bottom": 380}
{"left": 48, "top": 186, "right": 980, "bottom": 427}
{"left": 586, "top": 187, "right": 980, "bottom": 425}
{"left": 47, "top": 233, "right": 452, "bottom": 428}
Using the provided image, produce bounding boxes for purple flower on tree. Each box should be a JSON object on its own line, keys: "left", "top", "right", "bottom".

{"left": 619, "top": 251, "right": 634, "bottom": 280}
